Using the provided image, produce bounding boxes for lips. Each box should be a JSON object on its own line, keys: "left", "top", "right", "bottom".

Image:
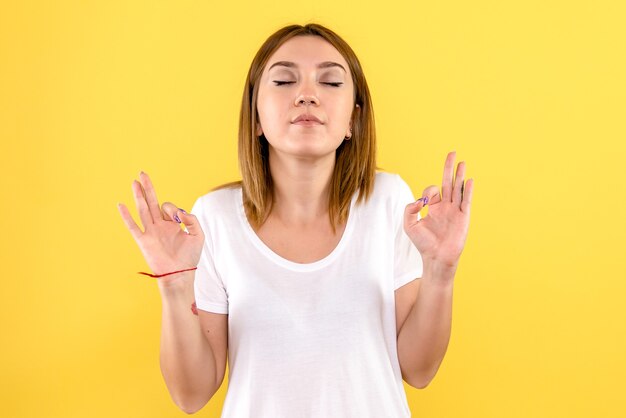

{"left": 292, "top": 113, "right": 323, "bottom": 124}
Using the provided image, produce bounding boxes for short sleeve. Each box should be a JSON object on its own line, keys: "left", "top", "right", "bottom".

{"left": 393, "top": 174, "right": 424, "bottom": 290}
{"left": 190, "top": 196, "right": 229, "bottom": 314}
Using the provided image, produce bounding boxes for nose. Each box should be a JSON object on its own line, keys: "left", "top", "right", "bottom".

{"left": 296, "top": 96, "right": 318, "bottom": 106}
{"left": 294, "top": 80, "right": 319, "bottom": 107}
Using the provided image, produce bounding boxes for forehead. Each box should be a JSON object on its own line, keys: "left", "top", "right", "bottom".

{"left": 264, "top": 36, "right": 350, "bottom": 73}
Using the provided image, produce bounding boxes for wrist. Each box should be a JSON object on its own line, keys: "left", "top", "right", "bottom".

{"left": 422, "top": 258, "right": 458, "bottom": 282}
{"left": 156, "top": 270, "right": 196, "bottom": 294}
{"left": 138, "top": 266, "right": 197, "bottom": 278}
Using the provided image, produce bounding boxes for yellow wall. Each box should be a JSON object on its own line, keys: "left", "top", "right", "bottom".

{"left": 2, "top": 1, "right": 624, "bottom": 417}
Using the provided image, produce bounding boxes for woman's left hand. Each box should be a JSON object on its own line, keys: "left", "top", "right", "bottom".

{"left": 403, "top": 151, "right": 474, "bottom": 271}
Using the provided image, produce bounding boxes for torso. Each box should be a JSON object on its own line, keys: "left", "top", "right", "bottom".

{"left": 252, "top": 213, "right": 347, "bottom": 264}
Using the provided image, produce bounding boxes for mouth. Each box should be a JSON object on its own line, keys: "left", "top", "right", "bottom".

{"left": 292, "top": 120, "right": 323, "bottom": 126}
{"left": 292, "top": 114, "right": 324, "bottom": 124}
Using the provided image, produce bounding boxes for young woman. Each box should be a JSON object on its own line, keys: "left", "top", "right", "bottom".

{"left": 118, "top": 23, "right": 473, "bottom": 417}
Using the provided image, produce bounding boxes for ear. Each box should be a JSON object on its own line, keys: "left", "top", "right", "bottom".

{"left": 346, "top": 104, "right": 360, "bottom": 139}
{"left": 345, "top": 124, "right": 353, "bottom": 140}
{"left": 352, "top": 104, "right": 361, "bottom": 124}
{"left": 256, "top": 122, "right": 263, "bottom": 137}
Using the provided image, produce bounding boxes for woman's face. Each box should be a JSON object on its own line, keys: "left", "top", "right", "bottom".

{"left": 256, "top": 35, "right": 356, "bottom": 161}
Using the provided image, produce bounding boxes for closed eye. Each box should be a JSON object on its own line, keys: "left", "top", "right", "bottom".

{"left": 272, "top": 81, "right": 343, "bottom": 87}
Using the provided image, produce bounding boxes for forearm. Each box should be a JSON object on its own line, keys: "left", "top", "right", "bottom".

{"left": 397, "top": 262, "right": 455, "bottom": 388}
{"left": 158, "top": 272, "right": 217, "bottom": 413}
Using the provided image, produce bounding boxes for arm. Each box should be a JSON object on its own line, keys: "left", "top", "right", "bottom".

{"left": 117, "top": 171, "right": 225, "bottom": 413}
{"left": 397, "top": 262, "right": 455, "bottom": 389}
{"left": 158, "top": 271, "right": 220, "bottom": 413}
{"left": 399, "top": 151, "right": 473, "bottom": 388}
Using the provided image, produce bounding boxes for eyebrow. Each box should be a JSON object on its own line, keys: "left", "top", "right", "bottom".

{"left": 268, "top": 60, "right": 347, "bottom": 73}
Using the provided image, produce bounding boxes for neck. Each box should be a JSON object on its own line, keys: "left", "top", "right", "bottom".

{"left": 268, "top": 149, "right": 335, "bottom": 226}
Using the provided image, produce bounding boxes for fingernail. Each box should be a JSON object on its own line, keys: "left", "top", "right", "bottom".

{"left": 174, "top": 214, "right": 181, "bottom": 223}
{"left": 423, "top": 196, "right": 429, "bottom": 205}
{"left": 178, "top": 208, "right": 187, "bottom": 214}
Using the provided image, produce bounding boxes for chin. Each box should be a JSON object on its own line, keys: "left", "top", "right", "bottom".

{"left": 273, "top": 145, "right": 339, "bottom": 161}
{"left": 266, "top": 135, "right": 344, "bottom": 159}
{"left": 289, "top": 148, "right": 336, "bottom": 160}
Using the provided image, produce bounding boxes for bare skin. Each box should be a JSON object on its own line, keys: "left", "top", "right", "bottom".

{"left": 114, "top": 34, "right": 477, "bottom": 410}
{"left": 118, "top": 173, "right": 225, "bottom": 414}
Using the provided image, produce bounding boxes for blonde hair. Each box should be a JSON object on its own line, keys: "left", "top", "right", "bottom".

{"left": 215, "top": 23, "right": 378, "bottom": 233}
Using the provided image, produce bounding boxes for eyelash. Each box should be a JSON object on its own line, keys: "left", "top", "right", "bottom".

{"left": 273, "top": 81, "right": 343, "bottom": 87}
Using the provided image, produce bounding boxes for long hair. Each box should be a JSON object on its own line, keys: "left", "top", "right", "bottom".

{"left": 215, "top": 23, "right": 377, "bottom": 233}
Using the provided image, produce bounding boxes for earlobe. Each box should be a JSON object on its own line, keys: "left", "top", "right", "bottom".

{"left": 256, "top": 123, "right": 263, "bottom": 136}
{"left": 345, "top": 105, "right": 358, "bottom": 140}
{"left": 346, "top": 119, "right": 354, "bottom": 139}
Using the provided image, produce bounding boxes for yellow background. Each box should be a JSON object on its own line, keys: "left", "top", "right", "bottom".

{"left": 2, "top": 0, "right": 624, "bottom": 417}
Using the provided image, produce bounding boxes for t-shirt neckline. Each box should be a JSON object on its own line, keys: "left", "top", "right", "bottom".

{"left": 235, "top": 187, "right": 358, "bottom": 272}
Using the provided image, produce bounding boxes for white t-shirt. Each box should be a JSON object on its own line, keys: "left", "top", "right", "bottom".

{"left": 191, "top": 171, "right": 423, "bottom": 418}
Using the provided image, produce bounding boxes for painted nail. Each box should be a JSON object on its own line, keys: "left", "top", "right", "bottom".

{"left": 174, "top": 214, "right": 181, "bottom": 223}
{"left": 178, "top": 208, "right": 187, "bottom": 214}
{"left": 423, "top": 196, "right": 429, "bottom": 205}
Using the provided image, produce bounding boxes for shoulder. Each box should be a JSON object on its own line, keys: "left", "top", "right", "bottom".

{"left": 191, "top": 184, "right": 241, "bottom": 218}
{"left": 374, "top": 171, "right": 402, "bottom": 190}
{"left": 369, "top": 171, "right": 416, "bottom": 214}
{"left": 358, "top": 171, "right": 407, "bottom": 210}
{"left": 372, "top": 171, "right": 411, "bottom": 199}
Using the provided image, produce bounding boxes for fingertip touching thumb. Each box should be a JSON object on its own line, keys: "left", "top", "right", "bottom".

{"left": 177, "top": 208, "right": 190, "bottom": 222}
{"left": 176, "top": 208, "right": 198, "bottom": 234}
{"left": 408, "top": 196, "right": 429, "bottom": 213}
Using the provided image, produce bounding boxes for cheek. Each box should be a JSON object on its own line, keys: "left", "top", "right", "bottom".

{"left": 329, "top": 99, "right": 355, "bottom": 128}
{"left": 256, "top": 102, "right": 269, "bottom": 126}
{"left": 256, "top": 96, "right": 277, "bottom": 127}
{"left": 256, "top": 99, "right": 289, "bottom": 139}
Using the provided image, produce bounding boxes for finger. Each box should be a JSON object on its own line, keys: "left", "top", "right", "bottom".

{"left": 404, "top": 200, "right": 423, "bottom": 230}
{"left": 161, "top": 201, "right": 181, "bottom": 222}
{"left": 139, "top": 171, "right": 163, "bottom": 223}
{"left": 405, "top": 200, "right": 423, "bottom": 216}
{"left": 406, "top": 185, "right": 440, "bottom": 213}
{"left": 177, "top": 210, "right": 204, "bottom": 238}
{"left": 132, "top": 179, "right": 154, "bottom": 230}
{"left": 420, "top": 185, "right": 441, "bottom": 206}
{"left": 441, "top": 151, "right": 456, "bottom": 202}
{"left": 452, "top": 161, "right": 466, "bottom": 207}
{"left": 117, "top": 202, "right": 143, "bottom": 241}
{"left": 461, "top": 178, "right": 474, "bottom": 214}
{"left": 404, "top": 185, "right": 439, "bottom": 227}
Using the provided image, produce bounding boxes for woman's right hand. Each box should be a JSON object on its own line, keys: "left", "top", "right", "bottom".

{"left": 117, "top": 171, "right": 205, "bottom": 287}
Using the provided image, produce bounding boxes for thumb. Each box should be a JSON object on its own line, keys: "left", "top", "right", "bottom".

{"left": 405, "top": 196, "right": 429, "bottom": 216}
{"left": 177, "top": 209, "right": 203, "bottom": 237}
{"left": 404, "top": 197, "right": 427, "bottom": 230}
